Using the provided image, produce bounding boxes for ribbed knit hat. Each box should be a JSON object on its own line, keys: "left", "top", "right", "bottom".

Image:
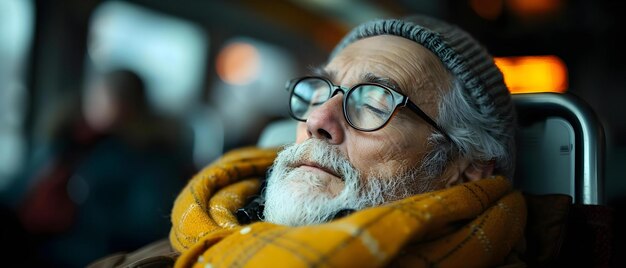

{"left": 330, "top": 15, "right": 515, "bottom": 158}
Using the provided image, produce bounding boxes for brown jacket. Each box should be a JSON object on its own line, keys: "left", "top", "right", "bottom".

{"left": 88, "top": 239, "right": 178, "bottom": 268}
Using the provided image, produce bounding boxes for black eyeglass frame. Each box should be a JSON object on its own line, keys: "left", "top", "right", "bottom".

{"left": 285, "top": 76, "right": 453, "bottom": 142}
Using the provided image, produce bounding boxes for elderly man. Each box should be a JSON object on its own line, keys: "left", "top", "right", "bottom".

{"left": 91, "top": 15, "right": 526, "bottom": 268}
{"left": 263, "top": 18, "right": 516, "bottom": 227}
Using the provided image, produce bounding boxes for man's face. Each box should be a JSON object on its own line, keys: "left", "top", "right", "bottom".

{"left": 264, "top": 35, "right": 452, "bottom": 226}
{"left": 84, "top": 82, "right": 120, "bottom": 132}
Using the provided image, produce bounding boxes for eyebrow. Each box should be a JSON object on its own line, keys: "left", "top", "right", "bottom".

{"left": 308, "top": 67, "right": 403, "bottom": 93}
{"left": 362, "top": 73, "right": 402, "bottom": 92}
{"left": 309, "top": 66, "right": 337, "bottom": 81}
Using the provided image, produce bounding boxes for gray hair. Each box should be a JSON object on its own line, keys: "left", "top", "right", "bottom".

{"left": 423, "top": 76, "right": 516, "bottom": 180}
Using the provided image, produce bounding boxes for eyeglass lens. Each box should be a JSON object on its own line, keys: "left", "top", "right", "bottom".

{"left": 290, "top": 77, "right": 397, "bottom": 131}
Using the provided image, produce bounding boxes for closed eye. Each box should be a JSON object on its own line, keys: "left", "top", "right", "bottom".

{"left": 363, "top": 103, "right": 387, "bottom": 116}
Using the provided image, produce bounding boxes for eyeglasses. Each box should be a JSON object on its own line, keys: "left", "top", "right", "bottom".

{"left": 286, "top": 76, "right": 452, "bottom": 142}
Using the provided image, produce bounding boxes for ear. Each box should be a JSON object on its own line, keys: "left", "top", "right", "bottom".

{"left": 444, "top": 159, "right": 495, "bottom": 188}
{"left": 463, "top": 160, "right": 495, "bottom": 182}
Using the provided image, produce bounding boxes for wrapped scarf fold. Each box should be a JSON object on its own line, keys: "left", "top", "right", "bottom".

{"left": 170, "top": 147, "right": 526, "bottom": 268}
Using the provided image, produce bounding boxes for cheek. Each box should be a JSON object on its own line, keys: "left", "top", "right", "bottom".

{"left": 346, "top": 124, "right": 428, "bottom": 175}
{"left": 295, "top": 122, "right": 308, "bottom": 144}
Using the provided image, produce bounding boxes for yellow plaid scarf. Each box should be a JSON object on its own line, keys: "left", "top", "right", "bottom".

{"left": 170, "top": 147, "right": 526, "bottom": 268}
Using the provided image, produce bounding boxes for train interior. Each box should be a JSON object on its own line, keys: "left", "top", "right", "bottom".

{"left": 0, "top": 0, "right": 624, "bottom": 266}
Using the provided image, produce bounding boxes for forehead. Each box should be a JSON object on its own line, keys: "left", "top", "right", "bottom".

{"left": 324, "top": 35, "right": 450, "bottom": 109}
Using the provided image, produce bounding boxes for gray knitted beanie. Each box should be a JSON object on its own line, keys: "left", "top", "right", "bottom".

{"left": 330, "top": 15, "right": 514, "bottom": 157}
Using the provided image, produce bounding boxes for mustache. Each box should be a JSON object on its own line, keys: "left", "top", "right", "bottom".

{"left": 277, "top": 139, "right": 357, "bottom": 181}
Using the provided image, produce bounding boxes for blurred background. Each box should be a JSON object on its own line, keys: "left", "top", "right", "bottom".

{"left": 0, "top": 0, "right": 624, "bottom": 266}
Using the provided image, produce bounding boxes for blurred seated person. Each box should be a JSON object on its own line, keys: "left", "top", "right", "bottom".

{"left": 92, "top": 16, "right": 526, "bottom": 268}
{"left": 18, "top": 69, "right": 193, "bottom": 267}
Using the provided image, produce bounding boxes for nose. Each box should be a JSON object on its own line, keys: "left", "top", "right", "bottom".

{"left": 305, "top": 94, "right": 345, "bottom": 144}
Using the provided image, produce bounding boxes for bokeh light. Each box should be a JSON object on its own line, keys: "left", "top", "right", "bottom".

{"left": 507, "top": 0, "right": 563, "bottom": 17}
{"left": 216, "top": 42, "right": 261, "bottom": 86}
{"left": 470, "top": 0, "right": 504, "bottom": 20}
{"left": 495, "top": 55, "right": 568, "bottom": 94}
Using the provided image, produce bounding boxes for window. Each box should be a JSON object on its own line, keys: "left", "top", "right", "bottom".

{"left": 86, "top": 1, "right": 207, "bottom": 115}
{"left": 0, "top": 0, "right": 34, "bottom": 188}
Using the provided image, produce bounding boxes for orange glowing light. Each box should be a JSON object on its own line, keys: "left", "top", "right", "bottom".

{"left": 494, "top": 56, "right": 568, "bottom": 94}
{"left": 470, "top": 0, "right": 504, "bottom": 20}
{"left": 216, "top": 42, "right": 260, "bottom": 85}
{"left": 507, "top": 0, "right": 563, "bottom": 17}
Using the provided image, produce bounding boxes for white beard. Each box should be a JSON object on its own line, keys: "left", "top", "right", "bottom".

{"left": 263, "top": 139, "right": 435, "bottom": 226}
